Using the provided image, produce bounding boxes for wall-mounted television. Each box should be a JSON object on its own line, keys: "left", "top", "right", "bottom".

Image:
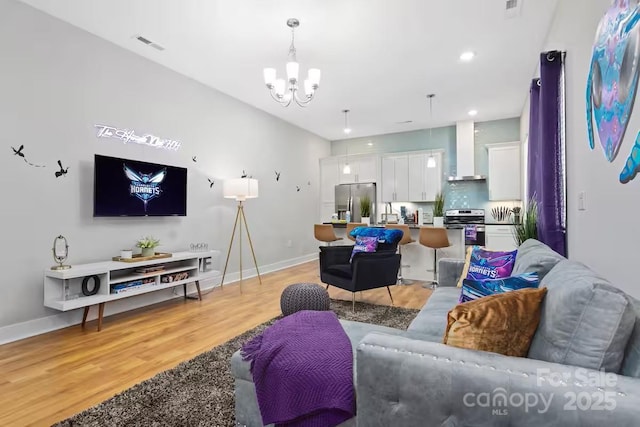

{"left": 94, "top": 154, "right": 187, "bottom": 217}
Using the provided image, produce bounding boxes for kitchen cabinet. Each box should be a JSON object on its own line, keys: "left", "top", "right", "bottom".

{"left": 408, "top": 151, "right": 443, "bottom": 202}
{"left": 338, "top": 155, "right": 377, "bottom": 184}
{"left": 487, "top": 142, "right": 521, "bottom": 201}
{"left": 381, "top": 155, "right": 409, "bottom": 202}
{"left": 485, "top": 225, "right": 517, "bottom": 251}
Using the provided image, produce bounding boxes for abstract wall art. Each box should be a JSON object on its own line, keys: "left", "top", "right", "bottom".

{"left": 587, "top": 1, "right": 640, "bottom": 183}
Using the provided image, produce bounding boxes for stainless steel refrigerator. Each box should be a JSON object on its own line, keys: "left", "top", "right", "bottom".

{"left": 335, "top": 183, "right": 376, "bottom": 224}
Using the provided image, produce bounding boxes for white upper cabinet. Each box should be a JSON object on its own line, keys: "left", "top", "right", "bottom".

{"left": 408, "top": 152, "right": 442, "bottom": 202}
{"left": 338, "top": 154, "right": 378, "bottom": 184}
{"left": 487, "top": 143, "right": 521, "bottom": 201}
{"left": 356, "top": 155, "right": 377, "bottom": 182}
{"left": 381, "top": 155, "right": 409, "bottom": 202}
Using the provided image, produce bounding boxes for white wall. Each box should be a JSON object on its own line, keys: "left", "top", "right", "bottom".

{"left": 0, "top": 0, "right": 329, "bottom": 339}
{"left": 538, "top": 0, "right": 639, "bottom": 297}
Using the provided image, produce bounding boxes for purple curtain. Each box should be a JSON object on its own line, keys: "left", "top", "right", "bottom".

{"left": 528, "top": 51, "right": 567, "bottom": 256}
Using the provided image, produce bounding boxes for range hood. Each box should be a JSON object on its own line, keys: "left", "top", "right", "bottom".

{"left": 448, "top": 121, "right": 487, "bottom": 182}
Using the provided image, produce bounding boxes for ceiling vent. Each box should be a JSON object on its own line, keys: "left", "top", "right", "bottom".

{"left": 505, "top": 0, "right": 523, "bottom": 18}
{"left": 134, "top": 35, "right": 165, "bottom": 51}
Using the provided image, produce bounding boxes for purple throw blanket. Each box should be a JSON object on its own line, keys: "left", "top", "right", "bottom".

{"left": 241, "top": 310, "right": 354, "bottom": 427}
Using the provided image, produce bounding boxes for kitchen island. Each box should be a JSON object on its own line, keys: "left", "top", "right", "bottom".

{"left": 327, "top": 223, "right": 465, "bottom": 282}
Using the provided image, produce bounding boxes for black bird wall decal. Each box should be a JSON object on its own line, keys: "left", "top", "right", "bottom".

{"left": 192, "top": 156, "right": 197, "bottom": 162}
{"left": 208, "top": 178, "right": 215, "bottom": 188}
{"left": 275, "top": 171, "right": 281, "bottom": 181}
{"left": 12, "top": 145, "right": 24, "bottom": 157}
{"left": 241, "top": 170, "right": 247, "bottom": 178}
{"left": 55, "top": 160, "right": 69, "bottom": 178}
{"left": 296, "top": 186, "right": 300, "bottom": 192}
{"left": 11, "top": 145, "right": 45, "bottom": 167}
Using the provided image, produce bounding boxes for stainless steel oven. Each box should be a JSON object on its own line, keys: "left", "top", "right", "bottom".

{"left": 444, "top": 209, "right": 486, "bottom": 246}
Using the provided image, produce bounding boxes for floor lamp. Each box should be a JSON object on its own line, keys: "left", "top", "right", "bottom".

{"left": 220, "top": 178, "right": 262, "bottom": 292}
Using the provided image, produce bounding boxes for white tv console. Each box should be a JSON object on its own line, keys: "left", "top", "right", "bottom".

{"left": 44, "top": 251, "right": 220, "bottom": 331}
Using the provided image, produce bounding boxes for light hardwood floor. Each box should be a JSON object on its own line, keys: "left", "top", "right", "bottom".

{"left": 0, "top": 260, "right": 432, "bottom": 426}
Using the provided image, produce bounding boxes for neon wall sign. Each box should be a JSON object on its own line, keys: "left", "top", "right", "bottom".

{"left": 94, "top": 124, "right": 182, "bottom": 151}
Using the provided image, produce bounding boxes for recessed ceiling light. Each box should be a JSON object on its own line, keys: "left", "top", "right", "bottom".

{"left": 468, "top": 109, "right": 478, "bottom": 116}
{"left": 460, "top": 51, "right": 475, "bottom": 62}
{"left": 395, "top": 120, "right": 413, "bottom": 124}
{"left": 367, "top": 142, "right": 374, "bottom": 146}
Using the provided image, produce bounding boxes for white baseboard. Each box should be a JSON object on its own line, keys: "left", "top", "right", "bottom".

{"left": 0, "top": 253, "right": 318, "bottom": 345}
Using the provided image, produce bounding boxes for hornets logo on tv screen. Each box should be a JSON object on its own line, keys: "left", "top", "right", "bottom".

{"left": 124, "top": 164, "right": 167, "bottom": 211}
{"left": 94, "top": 155, "right": 187, "bottom": 217}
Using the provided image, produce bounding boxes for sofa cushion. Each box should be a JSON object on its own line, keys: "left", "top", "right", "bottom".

{"left": 456, "top": 246, "right": 517, "bottom": 287}
{"left": 407, "top": 287, "right": 460, "bottom": 341}
{"left": 621, "top": 297, "right": 640, "bottom": 378}
{"left": 350, "top": 236, "right": 378, "bottom": 262}
{"left": 511, "top": 238, "right": 565, "bottom": 280}
{"left": 528, "top": 260, "right": 636, "bottom": 373}
{"left": 444, "top": 287, "right": 547, "bottom": 357}
{"left": 459, "top": 272, "right": 539, "bottom": 303}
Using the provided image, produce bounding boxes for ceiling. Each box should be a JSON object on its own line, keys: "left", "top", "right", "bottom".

{"left": 18, "top": 0, "right": 559, "bottom": 141}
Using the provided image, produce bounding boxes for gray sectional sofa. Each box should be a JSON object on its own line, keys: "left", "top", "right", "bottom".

{"left": 232, "top": 239, "right": 640, "bottom": 426}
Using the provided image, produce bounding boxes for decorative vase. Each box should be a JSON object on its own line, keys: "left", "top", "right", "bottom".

{"left": 433, "top": 216, "right": 444, "bottom": 227}
{"left": 141, "top": 247, "right": 155, "bottom": 257}
{"left": 362, "top": 216, "right": 370, "bottom": 226}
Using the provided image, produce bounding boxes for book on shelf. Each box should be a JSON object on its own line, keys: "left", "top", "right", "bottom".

{"left": 134, "top": 265, "right": 165, "bottom": 274}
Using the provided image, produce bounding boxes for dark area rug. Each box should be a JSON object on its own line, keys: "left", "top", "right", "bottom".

{"left": 54, "top": 299, "right": 419, "bottom": 427}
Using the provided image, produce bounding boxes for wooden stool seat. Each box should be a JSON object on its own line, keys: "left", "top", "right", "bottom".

{"left": 314, "top": 224, "right": 343, "bottom": 246}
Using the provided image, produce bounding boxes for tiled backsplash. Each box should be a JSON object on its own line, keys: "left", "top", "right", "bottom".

{"left": 383, "top": 180, "right": 521, "bottom": 224}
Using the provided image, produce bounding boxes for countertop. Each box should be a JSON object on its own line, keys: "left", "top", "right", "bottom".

{"left": 324, "top": 222, "right": 465, "bottom": 230}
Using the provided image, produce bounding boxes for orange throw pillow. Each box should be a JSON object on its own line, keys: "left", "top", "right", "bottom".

{"left": 443, "top": 287, "right": 548, "bottom": 357}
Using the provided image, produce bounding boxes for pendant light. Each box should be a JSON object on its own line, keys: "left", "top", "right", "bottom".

{"left": 342, "top": 109, "right": 352, "bottom": 174}
{"left": 427, "top": 94, "right": 436, "bottom": 168}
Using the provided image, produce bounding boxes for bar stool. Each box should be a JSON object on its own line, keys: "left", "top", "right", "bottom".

{"left": 419, "top": 227, "right": 451, "bottom": 290}
{"left": 345, "top": 222, "right": 366, "bottom": 242}
{"left": 314, "top": 224, "right": 343, "bottom": 246}
{"left": 385, "top": 224, "right": 414, "bottom": 285}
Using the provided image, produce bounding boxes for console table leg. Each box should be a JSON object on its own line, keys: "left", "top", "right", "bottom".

{"left": 97, "top": 303, "right": 105, "bottom": 331}
{"left": 82, "top": 306, "right": 90, "bottom": 328}
{"left": 195, "top": 280, "right": 202, "bottom": 301}
{"left": 183, "top": 283, "right": 187, "bottom": 300}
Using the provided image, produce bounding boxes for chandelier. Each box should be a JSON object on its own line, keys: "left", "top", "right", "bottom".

{"left": 263, "top": 18, "right": 321, "bottom": 107}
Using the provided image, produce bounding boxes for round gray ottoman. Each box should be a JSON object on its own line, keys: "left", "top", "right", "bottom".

{"left": 280, "top": 283, "right": 330, "bottom": 316}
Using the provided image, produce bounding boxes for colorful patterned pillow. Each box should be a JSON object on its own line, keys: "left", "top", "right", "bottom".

{"left": 456, "top": 246, "right": 518, "bottom": 287}
{"left": 350, "top": 236, "right": 378, "bottom": 262}
{"left": 459, "top": 272, "right": 539, "bottom": 303}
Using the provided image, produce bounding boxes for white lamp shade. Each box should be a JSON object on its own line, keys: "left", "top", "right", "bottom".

{"left": 263, "top": 68, "right": 276, "bottom": 85}
{"left": 343, "top": 163, "right": 351, "bottom": 174}
{"left": 427, "top": 156, "right": 436, "bottom": 168}
{"left": 286, "top": 61, "right": 299, "bottom": 82}
{"left": 223, "top": 178, "right": 259, "bottom": 201}
{"left": 308, "top": 68, "right": 321, "bottom": 86}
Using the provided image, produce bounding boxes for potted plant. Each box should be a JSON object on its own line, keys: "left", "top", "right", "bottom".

{"left": 136, "top": 236, "right": 160, "bottom": 257}
{"left": 433, "top": 192, "right": 445, "bottom": 227}
{"left": 360, "top": 194, "right": 372, "bottom": 225}
{"left": 513, "top": 198, "right": 538, "bottom": 246}
{"left": 511, "top": 206, "right": 522, "bottom": 225}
